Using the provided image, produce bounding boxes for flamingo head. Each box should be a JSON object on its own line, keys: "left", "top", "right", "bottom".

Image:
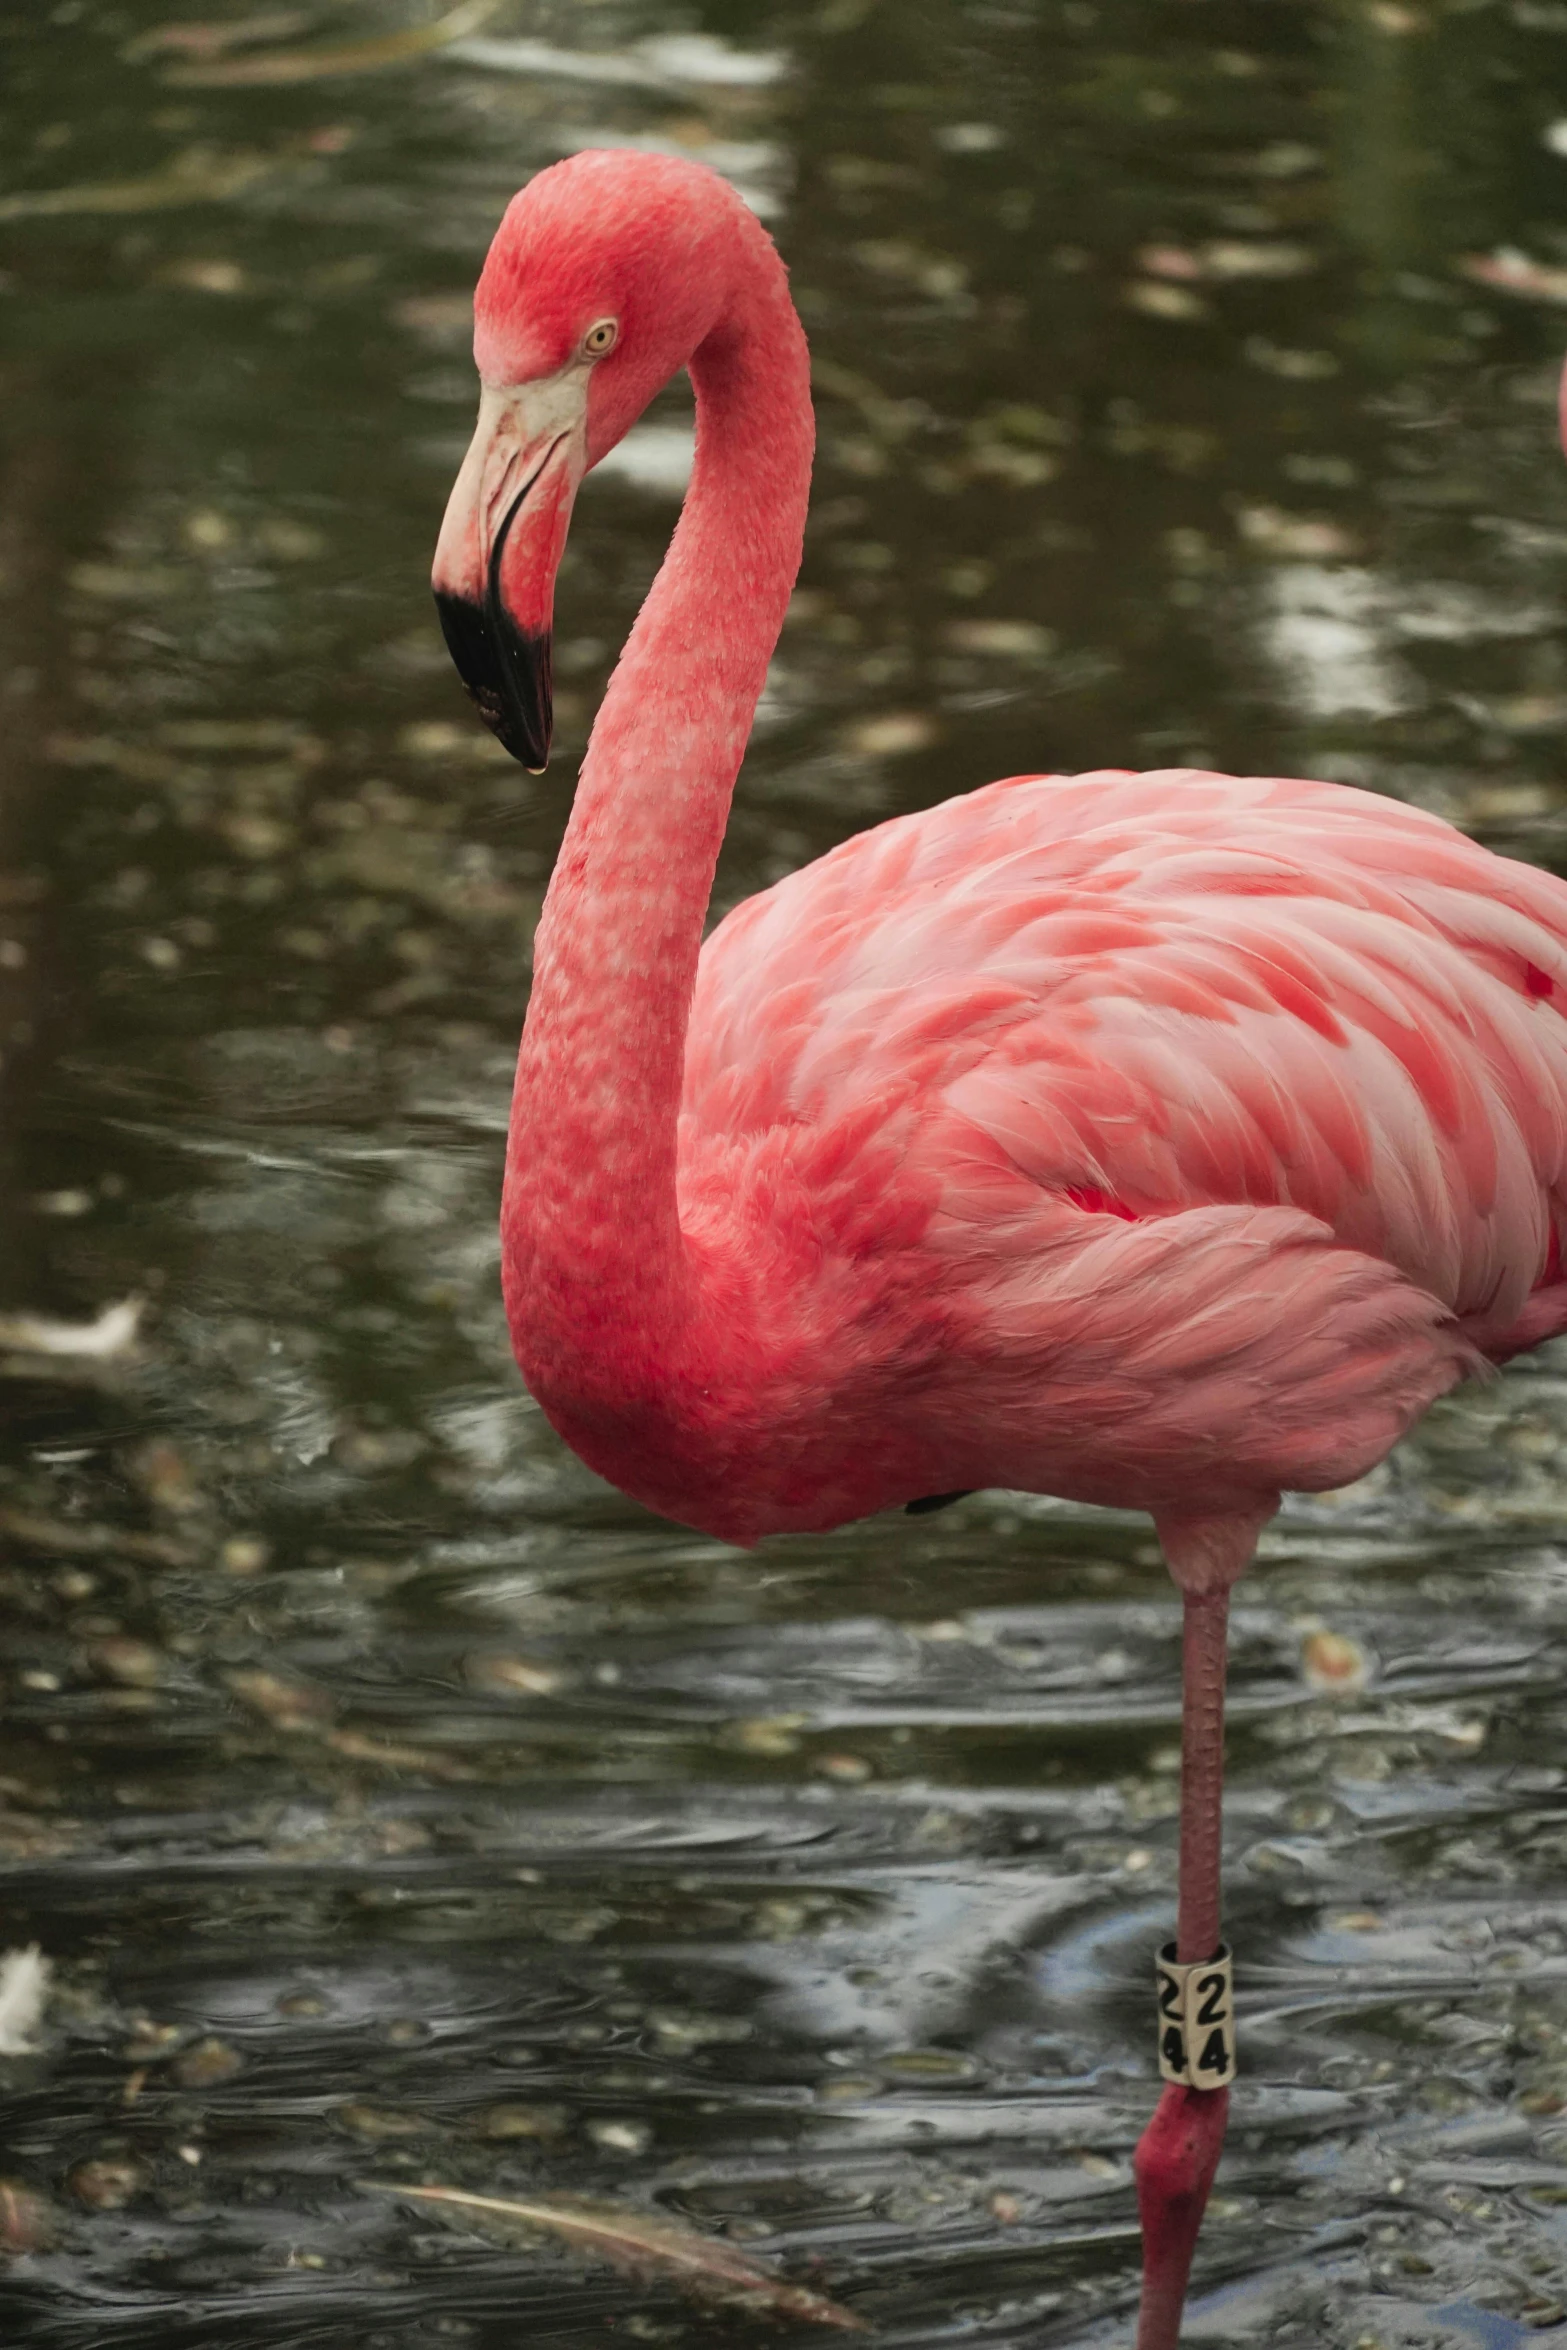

{"left": 432, "top": 148, "right": 756, "bottom": 769}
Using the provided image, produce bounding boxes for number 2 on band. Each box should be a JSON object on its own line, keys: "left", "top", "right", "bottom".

{"left": 1194, "top": 1972, "right": 1227, "bottom": 2026}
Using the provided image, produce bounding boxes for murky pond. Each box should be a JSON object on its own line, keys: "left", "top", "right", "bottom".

{"left": 9, "top": 0, "right": 1567, "bottom": 2343}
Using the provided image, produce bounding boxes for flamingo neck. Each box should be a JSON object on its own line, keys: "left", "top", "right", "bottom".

{"left": 502, "top": 251, "right": 813, "bottom": 1432}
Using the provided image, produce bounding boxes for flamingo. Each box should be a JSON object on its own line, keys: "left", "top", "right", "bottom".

{"left": 431, "top": 147, "right": 1567, "bottom": 2345}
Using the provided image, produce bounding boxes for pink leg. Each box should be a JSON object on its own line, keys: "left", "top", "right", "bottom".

{"left": 1133, "top": 2078, "right": 1229, "bottom": 2349}
{"left": 1132, "top": 1507, "right": 1271, "bottom": 2350}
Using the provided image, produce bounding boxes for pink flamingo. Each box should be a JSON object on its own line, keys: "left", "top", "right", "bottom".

{"left": 432, "top": 149, "right": 1567, "bottom": 2345}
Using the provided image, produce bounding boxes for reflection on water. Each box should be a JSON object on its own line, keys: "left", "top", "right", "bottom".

{"left": 7, "top": 0, "right": 1567, "bottom": 2342}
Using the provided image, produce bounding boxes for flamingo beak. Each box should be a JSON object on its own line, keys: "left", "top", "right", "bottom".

{"left": 431, "top": 376, "right": 588, "bottom": 773}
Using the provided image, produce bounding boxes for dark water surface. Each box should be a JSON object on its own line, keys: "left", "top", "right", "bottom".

{"left": 8, "top": 1, "right": 1567, "bottom": 2343}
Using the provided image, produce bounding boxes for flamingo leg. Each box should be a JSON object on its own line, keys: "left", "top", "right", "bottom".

{"left": 1132, "top": 1580, "right": 1235, "bottom": 2348}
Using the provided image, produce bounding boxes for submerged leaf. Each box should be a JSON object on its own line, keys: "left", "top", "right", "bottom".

{"left": 1460, "top": 249, "right": 1567, "bottom": 306}
{"left": 1301, "top": 1628, "right": 1370, "bottom": 1693}
{"left": 0, "top": 2179, "right": 60, "bottom": 2253}
{"left": 360, "top": 2181, "right": 868, "bottom": 2330}
{"left": 0, "top": 149, "right": 283, "bottom": 223}
{"left": 124, "top": 10, "right": 313, "bottom": 61}
{"left": 165, "top": 0, "right": 500, "bottom": 85}
{"left": 324, "top": 1725, "right": 473, "bottom": 1778}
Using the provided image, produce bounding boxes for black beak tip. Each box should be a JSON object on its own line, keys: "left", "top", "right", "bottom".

{"left": 433, "top": 589, "right": 553, "bottom": 773}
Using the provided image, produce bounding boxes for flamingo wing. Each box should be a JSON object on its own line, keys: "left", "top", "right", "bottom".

{"left": 684, "top": 769, "right": 1567, "bottom": 1339}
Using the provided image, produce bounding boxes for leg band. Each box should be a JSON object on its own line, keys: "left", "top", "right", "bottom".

{"left": 1155, "top": 1941, "right": 1236, "bottom": 2088}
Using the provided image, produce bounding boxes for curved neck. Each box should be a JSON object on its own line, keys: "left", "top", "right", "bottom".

{"left": 502, "top": 252, "right": 813, "bottom": 1408}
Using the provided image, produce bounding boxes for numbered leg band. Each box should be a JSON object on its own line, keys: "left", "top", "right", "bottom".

{"left": 1155, "top": 1941, "right": 1236, "bottom": 2088}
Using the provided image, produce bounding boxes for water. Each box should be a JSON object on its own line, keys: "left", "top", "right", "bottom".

{"left": 5, "top": 0, "right": 1567, "bottom": 2341}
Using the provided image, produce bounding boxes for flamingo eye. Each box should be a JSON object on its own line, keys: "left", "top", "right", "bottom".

{"left": 581, "top": 318, "right": 618, "bottom": 358}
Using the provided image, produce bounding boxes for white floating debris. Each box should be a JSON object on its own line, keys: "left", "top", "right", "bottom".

{"left": 638, "top": 33, "right": 786, "bottom": 86}
{"left": 551, "top": 132, "right": 787, "bottom": 218}
{"left": 0, "top": 1297, "right": 142, "bottom": 1358}
{"left": 593, "top": 424, "right": 695, "bottom": 497}
{"left": 0, "top": 1947, "right": 51, "bottom": 2056}
{"left": 450, "top": 32, "right": 786, "bottom": 91}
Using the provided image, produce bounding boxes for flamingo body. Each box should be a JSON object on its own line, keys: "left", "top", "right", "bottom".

{"left": 533, "top": 764, "right": 1567, "bottom": 1545}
